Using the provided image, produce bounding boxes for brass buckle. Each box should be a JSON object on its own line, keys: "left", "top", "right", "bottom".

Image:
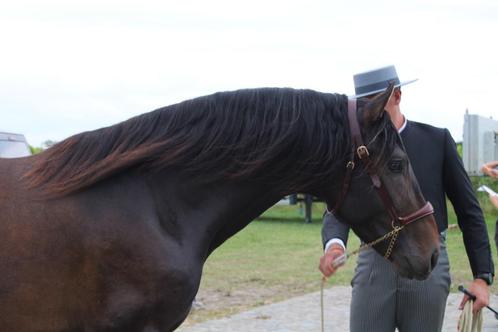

{"left": 357, "top": 146, "right": 369, "bottom": 159}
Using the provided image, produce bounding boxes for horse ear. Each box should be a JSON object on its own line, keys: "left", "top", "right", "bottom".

{"left": 361, "top": 82, "right": 395, "bottom": 124}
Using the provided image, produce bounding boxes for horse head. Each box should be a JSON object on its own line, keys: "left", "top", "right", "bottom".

{"left": 328, "top": 84, "right": 439, "bottom": 280}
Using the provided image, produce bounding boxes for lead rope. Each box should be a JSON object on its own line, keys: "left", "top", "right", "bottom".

{"left": 458, "top": 300, "right": 483, "bottom": 332}
{"left": 320, "top": 224, "right": 404, "bottom": 332}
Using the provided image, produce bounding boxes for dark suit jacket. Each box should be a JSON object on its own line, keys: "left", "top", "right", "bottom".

{"left": 322, "top": 120, "right": 494, "bottom": 277}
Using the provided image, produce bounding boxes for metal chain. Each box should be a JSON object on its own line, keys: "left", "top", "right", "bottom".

{"left": 346, "top": 224, "right": 404, "bottom": 259}
{"left": 384, "top": 227, "right": 402, "bottom": 259}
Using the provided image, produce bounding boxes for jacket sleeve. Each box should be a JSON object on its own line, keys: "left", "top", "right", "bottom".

{"left": 321, "top": 211, "right": 351, "bottom": 249}
{"left": 442, "top": 129, "right": 494, "bottom": 276}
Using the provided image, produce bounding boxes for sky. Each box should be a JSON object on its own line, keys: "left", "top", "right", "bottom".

{"left": 1, "top": 0, "right": 497, "bottom": 147}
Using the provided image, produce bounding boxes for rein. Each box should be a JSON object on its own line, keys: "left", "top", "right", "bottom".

{"left": 320, "top": 99, "right": 434, "bottom": 332}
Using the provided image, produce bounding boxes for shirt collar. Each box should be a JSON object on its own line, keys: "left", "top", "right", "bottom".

{"left": 398, "top": 116, "right": 407, "bottom": 133}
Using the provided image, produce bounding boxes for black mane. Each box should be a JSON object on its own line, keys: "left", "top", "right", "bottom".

{"left": 24, "top": 88, "right": 397, "bottom": 196}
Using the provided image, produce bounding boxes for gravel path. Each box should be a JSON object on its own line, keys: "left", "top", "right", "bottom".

{"left": 178, "top": 286, "right": 498, "bottom": 331}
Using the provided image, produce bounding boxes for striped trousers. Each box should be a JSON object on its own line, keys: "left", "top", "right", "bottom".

{"left": 349, "top": 234, "right": 450, "bottom": 332}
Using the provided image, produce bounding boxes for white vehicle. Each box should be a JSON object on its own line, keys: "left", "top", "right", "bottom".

{"left": 0, "top": 132, "right": 32, "bottom": 158}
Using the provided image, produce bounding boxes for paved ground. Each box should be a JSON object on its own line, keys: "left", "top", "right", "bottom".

{"left": 178, "top": 286, "right": 498, "bottom": 331}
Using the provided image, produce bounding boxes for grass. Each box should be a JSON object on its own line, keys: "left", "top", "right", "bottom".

{"left": 185, "top": 186, "right": 498, "bottom": 324}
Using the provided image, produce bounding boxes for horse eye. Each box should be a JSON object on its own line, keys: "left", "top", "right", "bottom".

{"left": 388, "top": 159, "right": 403, "bottom": 172}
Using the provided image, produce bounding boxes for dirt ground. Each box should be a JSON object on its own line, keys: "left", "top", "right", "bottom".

{"left": 178, "top": 287, "right": 498, "bottom": 332}
{"left": 181, "top": 283, "right": 314, "bottom": 326}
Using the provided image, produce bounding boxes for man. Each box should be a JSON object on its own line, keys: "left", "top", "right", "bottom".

{"left": 319, "top": 65, "right": 494, "bottom": 332}
{"left": 481, "top": 161, "right": 498, "bottom": 252}
{"left": 481, "top": 161, "right": 498, "bottom": 210}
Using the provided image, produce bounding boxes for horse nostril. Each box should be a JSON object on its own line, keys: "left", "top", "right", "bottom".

{"left": 430, "top": 249, "right": 439, "bottom": 270}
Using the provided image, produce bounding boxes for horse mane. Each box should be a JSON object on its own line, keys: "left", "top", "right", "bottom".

{"left": 24, "top": 88, "right": 396, "bottom": 197}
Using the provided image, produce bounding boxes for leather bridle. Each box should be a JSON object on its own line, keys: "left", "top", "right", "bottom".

{"left": 327, "top": 99, "right": 434, "bottom": 258}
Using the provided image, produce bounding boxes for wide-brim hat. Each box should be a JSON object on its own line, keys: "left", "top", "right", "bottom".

{"left": 352, "top": 65, "right": 418, "bottom": 98}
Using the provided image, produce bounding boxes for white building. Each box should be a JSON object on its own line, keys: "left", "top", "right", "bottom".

{"left": 0, "top": 132, "right": 32, "bottom": 158}
{"left": 462, "top": 110, "right": 498, "bottom": 175}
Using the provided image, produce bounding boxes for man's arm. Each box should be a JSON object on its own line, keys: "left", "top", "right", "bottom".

{"left": 442, "top": 129, "right": 494, "bottom": 313}
{"left": 443, "top": 129, "right": 494, "bottom": 277}
{"left": 491, "top": 195, "right": 498, "bottom": 209}
{"left": 321, "top": 211, "right": 351, "bottom": 249}
{"left": 319, "top": 212, "right": 351, "bottom": 277}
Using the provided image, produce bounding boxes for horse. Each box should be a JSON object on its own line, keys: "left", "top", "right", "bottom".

{"left": 0, "top": 85, "right": 439, "bottom": 331}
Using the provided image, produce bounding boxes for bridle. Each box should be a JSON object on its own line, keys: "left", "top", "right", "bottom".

{"left": 327, "top": 98, "right": 434, "bottom": 259}
{"left": 320, "top": 99, "right": 435, "bottom": 332}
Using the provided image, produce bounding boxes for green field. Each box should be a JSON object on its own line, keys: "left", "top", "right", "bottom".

{"left": 185, "top": 179, "right": 498, "bottom": 324}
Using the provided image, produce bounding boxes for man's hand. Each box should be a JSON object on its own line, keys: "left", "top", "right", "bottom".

{"left": 490, "top": 194, "right": 498, "bottom": 209}
{"left": 459, "top": 279, "right": 490, "bottom": 315}
{"left": 485, "top": 168, "right": 498, "bottom": 178}
{"left": 481, "top": 161, "right": 498, "bottom": 178}
{"left": 319, "top": 243, "right": 345, "bottom": 278}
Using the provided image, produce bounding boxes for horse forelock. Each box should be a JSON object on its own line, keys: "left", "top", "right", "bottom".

{"left": 367, "top": 112, "right": 401, "bottom": 171}
{"left": 24, "top": 88, "right": 357, "bottom": 196}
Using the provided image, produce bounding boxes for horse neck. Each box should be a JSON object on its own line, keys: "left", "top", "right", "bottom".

{"left": 146, "top": 172, "right": 282, "bottom": 260}
{"left": 205, "top": 182, "right": 282, "bottom": 255}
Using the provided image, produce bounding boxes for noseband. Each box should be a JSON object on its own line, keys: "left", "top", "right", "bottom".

{"left": 327, "top": 99, "right": 434, "bottom": 258}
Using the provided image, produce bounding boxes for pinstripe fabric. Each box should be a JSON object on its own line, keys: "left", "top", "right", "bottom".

{"left": 349, "top": 234, "right": 450, "bottom": 332}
